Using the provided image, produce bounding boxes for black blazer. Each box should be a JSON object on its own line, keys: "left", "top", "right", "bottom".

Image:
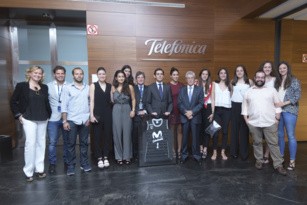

{"left": 10, "top": 82, "right": 52, "bottom": 119}
{"left": 134, "top": 84, "right": 148, "bottom": 114}
{"left": 146, "top": 82, "right": 173, "bottom": 118}
{"left": 177, "top": 85, "right": 204, "bottom": 124}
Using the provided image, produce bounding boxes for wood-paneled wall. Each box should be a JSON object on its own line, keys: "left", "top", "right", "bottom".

{"left": 0, "top": 20, "right": 16, "bottom": 147}
{"left": 0, "top": 0, "right": 306, "bottom": 141}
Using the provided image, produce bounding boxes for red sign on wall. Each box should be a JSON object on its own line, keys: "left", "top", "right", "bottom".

{"left": 87, "top": 24, "right": 98, "bottom": 36}
{"left": 303, "top": 54, "right": 307, "bottom": 63}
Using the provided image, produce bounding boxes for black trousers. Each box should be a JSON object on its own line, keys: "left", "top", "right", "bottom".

{"left": 132, "top": 117, "right": 141, "bottom": 158}
{"left": 230, "top": 102, "right": 249, "bottom": 160}
{"left": 213, "top": 106, "right": 231, "bottom": 150}
{"left": 92, "top": 117, "right": 112, "bottom": 159}
{"left": 200, "top": 104, "right": 212, "bottom": 148}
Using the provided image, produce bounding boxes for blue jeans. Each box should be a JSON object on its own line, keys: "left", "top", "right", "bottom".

{"left": 66, "top": 121, "right": 89, "bottom": 168}
{"left": 278, "top": 112, "right": 298, "bottom": 160}
{"left": 47, "top": 120, "right": 68, "bottom": 165}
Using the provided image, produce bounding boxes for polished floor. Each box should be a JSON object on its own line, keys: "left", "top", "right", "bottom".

{"left": 1, "top": 142, "right": 307, "bottom": 205}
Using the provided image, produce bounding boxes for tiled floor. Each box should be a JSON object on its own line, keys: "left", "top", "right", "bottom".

{"left": 1, "top": 142, "right": 306, "bottom": 205}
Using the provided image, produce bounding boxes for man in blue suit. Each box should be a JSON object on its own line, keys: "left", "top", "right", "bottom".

{"left": 178, "top": 71, "right": 204, "bottom": 164}
{"left": 146, "top": 68, "right": 173, "bottom": 118}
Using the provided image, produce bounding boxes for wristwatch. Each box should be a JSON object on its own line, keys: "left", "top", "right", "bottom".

{"left": 62, "top": 120, "right": 67, "bottom": 124}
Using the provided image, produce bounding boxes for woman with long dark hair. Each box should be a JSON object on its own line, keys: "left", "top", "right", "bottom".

{"left": 122, "top": 65, "right": 135, "bottom": 86}
{"left": 258, "top": 61, "right": 276, "bottom": 164}
{"left": 111, "top": 70, "right": 136, "bottom": 165}
{"left": 211, "top": 67, "right": 232, "bottom": 160}
{"left": 167, "top": 67, "right": 184, "bottom": 158}
{"left": 230, "top": 65, "right": 253, "bottom": 160}
{"left": 90, "top": 67, "right": 112, "bottom": 168}
{"left": 275, "top": 61, "right": 301, "bottom": 171}
{"left": 198, "top": 68, "right": 214, "bottom": 159}
{"left": 10, "top": 65, "right": 51, "bottom": 181}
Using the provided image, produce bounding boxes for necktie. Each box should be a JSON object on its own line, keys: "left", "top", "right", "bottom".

{"left": 159, "top": 83, "right": 163, "bottom": 99}
{"left": 189, "top": 86, "right": 192, "bottom": 103}
{"left": 140, "top": 86, "right": 143, "bottom": 99}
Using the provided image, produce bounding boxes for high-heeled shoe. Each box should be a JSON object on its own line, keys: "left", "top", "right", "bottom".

{"left": 287, "top": 161, "right": 295, "bottom": 171}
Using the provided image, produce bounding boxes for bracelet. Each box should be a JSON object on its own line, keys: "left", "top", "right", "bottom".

{"left": 275, "top": 116, "right": 280, "bottom": 121}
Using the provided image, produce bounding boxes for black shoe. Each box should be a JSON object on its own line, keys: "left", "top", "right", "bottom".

{"left": 180, "top": 158, "right": 187, "bottom": 164}
{"left": 48, "top": 164, "right": 56, "bottom": 173}
{"left": 231, "top": 155, "right": 238, "bottom": 159}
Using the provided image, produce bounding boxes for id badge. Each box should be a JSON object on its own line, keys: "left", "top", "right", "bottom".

{"left": 58, "top": 106, "right": 61, "bottom": 112}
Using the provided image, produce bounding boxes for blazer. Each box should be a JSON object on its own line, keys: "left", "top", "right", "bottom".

{"left": 146, "top": 82, "right": 173, "bottom": 118}
{"left": 134, "top": 84, "right": 148, "bottom": 114}
{"left": 282, "top": 77, "right": 301, "bottom": 116}
{"left": 10, "top": 82, "right": 52, "bottom": 119}
{"left": 177, "top": 85, "right": 204, "bottom": 124}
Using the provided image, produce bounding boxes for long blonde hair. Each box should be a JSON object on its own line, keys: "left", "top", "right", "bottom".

{"left": 25, "top": 65, "right": 45, "bottom": 83}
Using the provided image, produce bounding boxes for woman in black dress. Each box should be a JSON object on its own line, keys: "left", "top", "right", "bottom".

{"left": 90, "top": 67, "right": 112, "bottom": 168}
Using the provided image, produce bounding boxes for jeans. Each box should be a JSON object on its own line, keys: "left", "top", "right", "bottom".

{"left": 47, "top": 119, "right": 68, "bottom": 165}
{"left": 66, "top": 121, "right": 89, "bottom": 168}
{"left": 278, "top": 112, "right": 298, "bottom": 160}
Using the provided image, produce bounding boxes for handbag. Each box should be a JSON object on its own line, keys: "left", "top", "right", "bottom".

{"left": 205, "top": 120, "right": 221, "bottom": 137}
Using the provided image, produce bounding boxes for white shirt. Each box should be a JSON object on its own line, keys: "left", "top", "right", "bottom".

{"left": 187, "top": 85, "right": 194, "bottom": 97}
{"left": 231, "top": 83, "right": 250, "bottom": 103}
{"left": 214, "top": 82, "right": 231, "bottom": 108}
{"left": 156, "top": 81, "right": 163, "bottom": 92}
{"left": 48, "top": 80, "right": 67, "bottom": 121}
{"left": 242, "top": 86, "right": 282, "bottom": 127}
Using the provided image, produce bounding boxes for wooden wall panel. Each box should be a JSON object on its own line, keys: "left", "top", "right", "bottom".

{"left": 0, "top": 0, "right": 306, "bottom": 142}
{"left": 0, "top": 23, "right": 16, "bottom": 147}
{"left": 87, "top": 11, "right": 136, "bottom": 37}
{"left": 280, "top": 19, "right": 307, "bottom": 141}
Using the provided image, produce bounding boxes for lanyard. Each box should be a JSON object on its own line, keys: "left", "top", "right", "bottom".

{"left": 58, "top": 84, "right": 63, "bottom": 103}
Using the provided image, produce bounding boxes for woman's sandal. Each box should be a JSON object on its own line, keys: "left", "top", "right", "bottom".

{"left": 36, "top": 172, "right": 46, "bottom": 178}
{"left": 98, "top": 158, "right": 104, "bottom": 169}
{"left": 26, "top": 176, "right": 34, "bottom": 182}
{"left": 287, "top": 161, "right": 295, "bottom": 171}
{"left": 263, "top": 156, "right": 269, "bottom": 164}
{"left": 116, "top": 160, "right": 123, "bottom": 165}
{"left": 202, "top": 151, "right": 207, "bottom": 159}
{"left": 125, "top": 160, "right": 131, "bottom": 165}
{"left": 104, "top": 157, "right": 110, "bottom": 168}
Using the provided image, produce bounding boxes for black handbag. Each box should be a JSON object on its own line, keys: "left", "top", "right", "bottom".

{"left": 205, "top": 120, "right": 221, "bottom": 137}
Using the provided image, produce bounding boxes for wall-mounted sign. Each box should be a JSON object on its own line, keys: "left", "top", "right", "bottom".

{"left": 87, "top": 24, "right": 98, "bottom": 36}
{"left": 145, "top": 39, "right": 207, "bottom": 56}
{"left": 303, "top": 54, "right": 307, "bottom": 63}
{"left": 137, "top": 38, "right": 213, "bottom": 62}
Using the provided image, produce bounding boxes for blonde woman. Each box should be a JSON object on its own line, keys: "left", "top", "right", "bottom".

{"left": 10, "top": 66, "right": 51, "bottom": 182}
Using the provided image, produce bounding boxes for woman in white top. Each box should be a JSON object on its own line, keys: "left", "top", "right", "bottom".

{"left": 230, "top": 65, "right": 254, "bottom": 160}
{"left": 211, "top": 67, "right": 232, "bottom": 160}
{"left": 198, "top": 68, "right": 214, "bottom": 159}
{"left": 258, "top": 61, "right": 276, "bottom": 164}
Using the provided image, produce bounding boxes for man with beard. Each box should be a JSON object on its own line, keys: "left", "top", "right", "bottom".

{"left": 242, "top": 70, "right": 287, "bottom": 176}
{"left": 47, "top": 66, "right": 68, "bottom": 173}
{"left": 61, "top": 67, "right": 91, "bottom": 176}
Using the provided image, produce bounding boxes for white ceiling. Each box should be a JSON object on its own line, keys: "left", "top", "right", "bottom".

{"left": 259, "top": 0, "right": 307, "bottom": 20}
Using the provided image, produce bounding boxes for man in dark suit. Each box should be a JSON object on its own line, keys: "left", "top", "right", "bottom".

{"left": 178, "top": 71, "right": 204, "bottom": 164}
{"left": 146, "top": 68, "right": 173, "bottom": 118}
{"left": 132, "top": 71, "right": 148, "bottom": 159}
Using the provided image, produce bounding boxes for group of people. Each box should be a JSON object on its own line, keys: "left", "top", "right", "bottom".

{"left": 10, "top": 60, "right": 301, "bottom": 181}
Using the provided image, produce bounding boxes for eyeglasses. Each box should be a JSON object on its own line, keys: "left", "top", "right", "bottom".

{"left": 34, "top": 87, "right": 40, "bottom": 95}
